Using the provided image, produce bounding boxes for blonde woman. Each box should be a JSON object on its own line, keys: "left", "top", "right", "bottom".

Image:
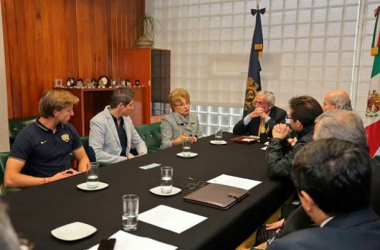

{"left": 161, "top": 88, "right": 202, "bottom": 149}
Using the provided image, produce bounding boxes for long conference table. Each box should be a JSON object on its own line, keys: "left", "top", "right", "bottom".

{"left": 0, "top": 133, "right": 294, "bottom": 250}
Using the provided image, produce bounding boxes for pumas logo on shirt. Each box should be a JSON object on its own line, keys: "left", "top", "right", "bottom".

{"left": 61, "top": 134, "right": 70, "bottom": 142}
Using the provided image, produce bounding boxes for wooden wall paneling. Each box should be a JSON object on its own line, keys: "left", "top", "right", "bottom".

{"left": 1, "top": 0, "right": 13, "bottom": 118}
{"left": 88, "top": 0, "right": 96, "bottom": 79}
{"left": 24, "top": 0, "right": 38, "bottom": 115}
{"left": 14, "top": 0, "right": 30, "bottom": 116}
{"left": 81, "top": 0, "right": 93, "bottom": 79}
{"left": 33, "top": 0, "right": 46, "bottom": 109}
{"left": 93, "top": 0, "right": 102, "bottom": 77}
{"left": 3, "top": 0, "right": 22, "bottom": 118}
{"left": 3, "top": 0, "right": 145, "bottom": 120}
{"left": 111, "top": 0, "right": 119, "bottom": 79}
{"left": 105, "top": 0, "right": 112, "bottom": 77}
{"left": 64, "top": 0, "right": 78, "bottom": 78}
{"left": 40, "top": 0, "right": 53, "bottom": 101}
{"left": 76, "top": 0, "right": 85, "bottom": 80}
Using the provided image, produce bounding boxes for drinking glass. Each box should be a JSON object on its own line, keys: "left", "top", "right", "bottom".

{"left": 122, "top": 194, "right": 139, "bottom": 231}
{"left": 86, "top": 162, "right": 99, "bottom": 189}
{"left": 161, "top": 166, "right": 173, "bottom": 194}
{"left": 182, "top": 138, "right": 191, "bottom": 157}
{"left": 215, "top": 128, "right": 223, "bottom": 144}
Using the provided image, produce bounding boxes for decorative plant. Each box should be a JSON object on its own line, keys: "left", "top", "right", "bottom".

{"left": 136, "top": 14, "right": 161, "bottom": 48}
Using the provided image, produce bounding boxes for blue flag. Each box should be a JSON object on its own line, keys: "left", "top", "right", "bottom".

{"left": 243, "top": 7, "right": 265, "bottom": 117}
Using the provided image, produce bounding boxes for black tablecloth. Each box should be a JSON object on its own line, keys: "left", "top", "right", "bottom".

{"left": 0, "top": 133, "right": 293, "bottom": 250}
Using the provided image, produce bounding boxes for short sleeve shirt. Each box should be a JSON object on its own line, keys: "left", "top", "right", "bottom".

{"left": 9, "top": 118, "right": 82, "bottom": 177}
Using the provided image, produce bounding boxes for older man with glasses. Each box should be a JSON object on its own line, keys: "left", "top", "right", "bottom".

{"left": 233, "top": 91, "right": 286, "bottom": 137}
{"left": 161, "top": 88, "right": 203, "bottom": 149}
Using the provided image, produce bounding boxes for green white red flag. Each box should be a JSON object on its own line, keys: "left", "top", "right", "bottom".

{"left": 366, "top": 6, "right": 380, "bottom": 157}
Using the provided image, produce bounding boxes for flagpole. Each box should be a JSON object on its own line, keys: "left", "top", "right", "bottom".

{"left": 351, "top": 1, "right": 366, "bottom": 111}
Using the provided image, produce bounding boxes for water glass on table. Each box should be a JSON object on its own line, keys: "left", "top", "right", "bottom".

{"left": 161, "top": 166, "right": 173, "bottom": 194}
{"left": 122, "top": 194, "right": 139, "bottom": 231}
{"left": 215, "top": 128, "right": 223, "bottom": 144}
{"left": 86, "top": 162, "right": 99, "bottom": 189}
{"left": 182, "top": 138, "right": 192, "bottom": 157}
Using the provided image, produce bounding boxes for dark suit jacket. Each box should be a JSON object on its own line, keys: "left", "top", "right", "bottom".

{"left": 279, "top": 158, "right": 380, "bottom": 238}
{"left": 233, "top": 106, "right": 286, "bottom": 137}
{"left": 267, "top": 208, "right": 380, "bottom": 250}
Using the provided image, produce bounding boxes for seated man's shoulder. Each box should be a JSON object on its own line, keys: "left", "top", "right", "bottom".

{"left": 271, "top": 226, "right": 380, "bottom": 249}
{"left": 272, "top": 106, "right": 287, "bottom": 117}
{"left": 90, "top": 111, "right": 107, "bottom": 123}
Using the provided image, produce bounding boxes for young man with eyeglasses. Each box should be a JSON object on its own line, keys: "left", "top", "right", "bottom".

{"left": 233, "top": 91, "right": 286, "bottom": 137}
{"left": 89, "top": 88, "right": 147, "bottom": 164}
{"left": 161, "top": 88, "right": 202, "bottom": 149}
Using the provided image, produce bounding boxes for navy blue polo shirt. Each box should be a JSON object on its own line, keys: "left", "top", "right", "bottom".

{"left": 9, "top": 118, "right": 82, "bottom": 177}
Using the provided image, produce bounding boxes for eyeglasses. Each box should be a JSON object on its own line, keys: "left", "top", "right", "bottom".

{"left": 175, "top": 101, "right": 191, "bottom": 107}
{"left": 174, "top": 177, "right": 205, "bottom": 190}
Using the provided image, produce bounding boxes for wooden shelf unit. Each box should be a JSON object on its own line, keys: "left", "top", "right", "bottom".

{"left": 119, "top": 48, "right": 171, "bottom": 123}
{"left": 64, "top": 87, "right": 149, "bottom": 136}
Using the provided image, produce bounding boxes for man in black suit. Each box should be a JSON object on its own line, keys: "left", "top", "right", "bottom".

{"left": 233, "top": 91, "right": 286, "bottom": 137}
{"left": 267, "top": 138, "right": 380, "bottom": 250}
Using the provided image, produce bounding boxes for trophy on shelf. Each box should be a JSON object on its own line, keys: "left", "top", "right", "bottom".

{"left": 54, "top": 79, "right": 63, "bottom": 88}
{"left": 66, "top": 78, "right": 75, "bottom": 88}
{"left": 85, "top": 79, "right": 92, "bottom": 88}
{"left": 97, "top": 76, "right": 109, "bottom": 88}
{"left": 77, "top": 78, "right": 84, "bottom": 88}
{"left": 91, "top": 78, "right": 98, "bottom": 88}
{"left": 111, "top": 79, "right": 118, "bottom": 88}
{"left": 126, "top": 79, "right": 132, "bottom": 87}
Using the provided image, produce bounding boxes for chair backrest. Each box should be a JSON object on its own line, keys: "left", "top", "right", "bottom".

{"left": 135, "top": 122, "right": 162, "bottom": 153}
{"left": 9, "top": 116, "right": 38, "bottom": 143}
{"left": 80, "top": 136, "right": 90, "bottom": 156}
{"left": 0, "top": 152, "right": 10, "bottom": 186}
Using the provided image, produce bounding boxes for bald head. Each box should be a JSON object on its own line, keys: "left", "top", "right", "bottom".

{"left": 322, "top": 90, "right": 352, "bottom": 112}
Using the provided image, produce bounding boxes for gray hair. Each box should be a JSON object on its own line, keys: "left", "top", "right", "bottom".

{"left": 256, "top": 90, "right": 275, "bottom": 106}
{"left": 315, "top": 109, "right": 367, "bottom": 148}
{"left": 328, "top": 90, "right": 353, "bottom": 110}
{"left": 0, "top": 202, "right": 20, "bottom": 250}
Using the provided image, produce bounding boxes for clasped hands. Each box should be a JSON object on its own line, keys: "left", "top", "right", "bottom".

{"left": 272, "top": 124, "right": 292, "bottom": 140}
{"left": 51, "top": 168, "right": 81, "bottom": 181}
{"left": 249, "top": 107, "right": 269, "bottom": 119}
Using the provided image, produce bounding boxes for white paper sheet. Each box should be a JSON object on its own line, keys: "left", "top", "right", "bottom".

{"left": 88, "top": 230, "right": 177, "bottom": 250}
{"left": 207, "top": 174, "right": 261, "bottom": 190}
{"left": 138, "top": 205, "right": 207, "bottom": 234}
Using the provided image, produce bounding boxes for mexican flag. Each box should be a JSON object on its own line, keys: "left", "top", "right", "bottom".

{"left": 366, "top": 6, "right": 380, "bottom": 157}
